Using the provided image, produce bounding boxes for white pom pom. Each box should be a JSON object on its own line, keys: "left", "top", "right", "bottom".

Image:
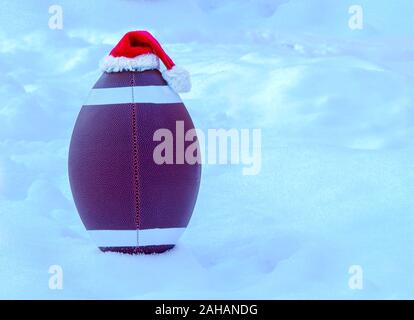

{"left": 162, "top": 66, "right": 191, "bottom": 93}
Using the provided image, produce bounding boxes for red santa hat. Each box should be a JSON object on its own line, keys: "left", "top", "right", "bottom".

{"left": 100, "top": 30, "right": 191, "bottom": 93}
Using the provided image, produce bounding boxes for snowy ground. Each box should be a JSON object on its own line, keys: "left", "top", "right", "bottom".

{"left": 0, "top": 0, "right": 414, "bottom": 299}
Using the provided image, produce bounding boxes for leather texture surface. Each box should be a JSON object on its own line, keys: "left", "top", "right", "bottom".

{"left": 68, "top": 70, "right": 201, "bottom": 253}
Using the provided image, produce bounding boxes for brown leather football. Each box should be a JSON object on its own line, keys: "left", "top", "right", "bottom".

{"left": 68, "top": 70, "right": 201, "bottom": 254}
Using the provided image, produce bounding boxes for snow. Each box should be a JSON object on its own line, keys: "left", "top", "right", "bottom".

{"left": 0, "top": 0, "right": 414, "bottom": 299}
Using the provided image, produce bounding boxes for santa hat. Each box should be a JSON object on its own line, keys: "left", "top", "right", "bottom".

{"left": 100, "top": 31, "right": 191, "bottom": 93}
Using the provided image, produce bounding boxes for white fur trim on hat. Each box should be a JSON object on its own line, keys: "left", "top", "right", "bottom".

{"left": 100, "top": 53, "right": 160, "bottom": 73}
{"left": 162, "top": 66, "right": 191, "bottom": 93}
